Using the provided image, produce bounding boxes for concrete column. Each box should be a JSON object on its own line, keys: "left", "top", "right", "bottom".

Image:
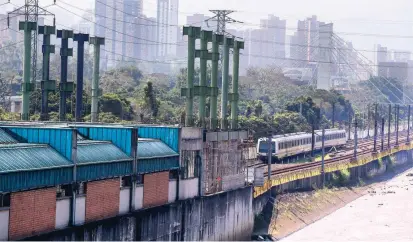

{"left": 210, "top": 33, "right": 223, "bottom": 130}
{"left": 198, "top": 30, "right": 212, "bottom": 127}
{"left": 317, "top": 23, "right": 333, "bottom": 90}
{"left": 57, "top": 29, "right": 74, "bottom": 121}
{"left": 220, "top": 37, "right": 233, "bottom": 130}
{"left": 181, "top": 26, "right": 200, "bottom": 127}
{"left": 230, "top": 40, "right": 244, "bottom": 130}
{"left": 89, "top": 37, "right": 105, "bottom": 122}
{"left": 39, "top": 25, "right": 56, "bottom": 121}
{"left": 19, "top": 21, "right": 37, "bottom": 121}
{"left": 74, "top": 33, "right": 89, "bottom": 122}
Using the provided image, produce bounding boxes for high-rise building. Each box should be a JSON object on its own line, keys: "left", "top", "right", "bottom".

{"left": 157, "top": 0, "right": 179, "bottom": 58}
{"left": 95, "top": 0, "right": 143, "bottom": 69}
{"left": 378, "top": 61, "right": 408, "bottom": 83}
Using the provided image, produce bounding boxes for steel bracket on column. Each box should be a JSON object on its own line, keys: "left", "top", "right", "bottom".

{"left": 19, "top": 21, "right": 37, "bottom": 31}
{"left": 212, "top": 33, "right": 224, "bottom": 44}
{"left": 195, "top": 50, "right": 213, "bottom": 60}
{"left": 193, "top": 86, "right": 212, "bottom": 96}
{"left": 21, "top": 83, "right": 35, "bottom": 92}
{"left": 180, "top": 87, "right": 193, "bottom": 98}
{"left": 60, "top": 48, "right": 73, "bottom": 57}
{"left": 59, "top": 82, "right": 75, "bottom": 92}
{"left": 228, "top": 93, "right": 239, "bottom": 101}
{"left": 41, "top": 80, "right": 56, "bottom": 91}
{"left": 183, "top": 26, "right": 201, "bottom": 37}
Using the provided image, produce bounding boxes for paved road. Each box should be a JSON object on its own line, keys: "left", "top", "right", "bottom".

{"left": 282, "top": 168, "right": 413, "bottom": 241}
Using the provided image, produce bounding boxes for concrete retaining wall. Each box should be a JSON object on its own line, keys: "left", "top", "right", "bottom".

{"left": 26, "top": 186, "right": 254, "bottom": 241}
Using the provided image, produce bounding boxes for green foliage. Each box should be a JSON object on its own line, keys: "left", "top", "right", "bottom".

{"left": 331, "top": 168, "right": 351, "bottom": 186}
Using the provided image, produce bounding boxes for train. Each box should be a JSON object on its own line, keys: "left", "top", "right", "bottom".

{"left": 257, "top": 129, "right": 347, "bottom": 162}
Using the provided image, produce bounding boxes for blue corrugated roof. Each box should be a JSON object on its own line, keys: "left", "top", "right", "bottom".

{"left": 0, "top": 129, "right": 17, "bottom": 144}
{"left": 138, "top": 139, "right": 179, "bottom": 159}
{"left": 77, "top": 141, "right": 132, "bottom": 164}
{"left": 0, "top": 143, "right": 73, "bottom": 173}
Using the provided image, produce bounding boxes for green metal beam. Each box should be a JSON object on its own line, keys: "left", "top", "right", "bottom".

{"left": 210, "top": 33, "right": 223, "bottom": 130}
{"left": 89, "top": 36, "right": 105, "bottom": 122}
{"left": 220, "top": 36, "right": 233, "bottom": 130}
{"left": 19, "top": 21, "right": 37, "bottom": 121}
{"left": 230, "top": 40, "right": 244, "bottom": 130}
{"left": 181, "top": 26, "right": 200, "bottom": 127}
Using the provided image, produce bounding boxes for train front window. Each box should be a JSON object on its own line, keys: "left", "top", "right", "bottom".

{"left": 259, "top": 142, "right": 276, "bottom": 153}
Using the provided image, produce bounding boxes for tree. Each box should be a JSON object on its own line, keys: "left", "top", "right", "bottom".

{"left": 254, "top": 101, "right": 263, "bottom": 117}
{"left": 143, "top": 81, "right": 159, "bottom": 118}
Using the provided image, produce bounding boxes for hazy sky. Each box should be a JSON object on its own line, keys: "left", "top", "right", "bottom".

{"left": 3, "top": 0, "right": 413, "bottom": 61}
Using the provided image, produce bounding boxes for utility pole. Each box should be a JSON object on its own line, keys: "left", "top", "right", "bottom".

{"left": 373, "top": 104, "right": 378, "bottom": 153}
{"left": 406, "top": 105, "right": 410, "bottom": 144}
{"left": 396, "top": 105, "right": 399, "bottom": 147}
{"left": 311, "top": 122, "right": 315, "bottom": 158}
{"left": 354, "top": 117, "right": 358, "bottom": 160}
{"left": 348, "top": 114, "right": 352, "bottom": 140}
{"left": 381, "top": 118, "right": 385, "bottom": 151}
{"left": 388, "top": 104, "right": 391, "bottom": 149}
{"left": 367, "top": 104, "right": 370, "bottom": 138}
{"left": 321, "top": 128, "right": 325, "bottom": 187}
{"left": 267, "top": 133, "right": 272, "bottom": 180}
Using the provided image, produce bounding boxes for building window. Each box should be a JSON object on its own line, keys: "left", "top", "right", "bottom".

{"left": 169, "top": 170, "right": 179, "bottom": 180}
{"left": 136, "top": 174, "right": 144, "bottom": 185}
{"left": 121, "top": 176, "right": 132, "bottom": 188}
{"left": 57, "top": 184, "right": 73, "bottom": 198}
{"left": 77, "top": 182, "right": 87, "bottom": 195}
{"left": 0, "top": 193, "right": 10, "bottom": 208}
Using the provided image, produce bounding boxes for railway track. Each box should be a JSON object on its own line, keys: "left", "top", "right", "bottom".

{"left": 262, "top": 131, "right": 412, "bottom": 177}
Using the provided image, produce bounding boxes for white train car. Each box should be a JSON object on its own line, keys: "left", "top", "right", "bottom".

{"left": 257, "top": 129, "right": 347, "bottom": 162}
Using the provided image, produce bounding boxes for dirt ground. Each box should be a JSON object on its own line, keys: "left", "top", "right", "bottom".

{"left": 268, "top": 163, "right": 413, "bottom": 241}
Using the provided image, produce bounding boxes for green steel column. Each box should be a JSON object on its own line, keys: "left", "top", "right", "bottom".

{"left": 220, "top": 37, "right": 233, "bottom": 130}
{"left": 89, "top": 37, "right": 105, "bottom": 122}
{"left": 210, "top": 33, "right": 223, "bottom": 130}
{"left": 39, "top": 25, "right": 56, "bottom": 121}
{"left": 19, "top": 21, "right": 37, "bottom": 121}
{"left": 230, "top": 40, "right": 244, "bottom": 130}
{"left": 181, "top": 26, "right": 200, "bottom": 126}
{"left": 198, "top": 30, "right": 212, "bottom": 128}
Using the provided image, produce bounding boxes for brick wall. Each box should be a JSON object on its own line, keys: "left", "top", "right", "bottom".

{"left": 85, "top": 178, "right": 120, "bottom": 223}
{"left": 9, "top": 188, "right": 56, "bottom": 240}
{"left": 143, "top": 171, "right": 169, "bottom": 208}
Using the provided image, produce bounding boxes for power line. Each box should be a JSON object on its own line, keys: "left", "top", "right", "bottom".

{"left": 54, "top": 3, "right": 183, "bottom": 46}
{"left": 232, "top": 21, "right": 413, "bottom": 39}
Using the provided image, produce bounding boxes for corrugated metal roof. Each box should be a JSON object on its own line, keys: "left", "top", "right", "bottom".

{"left": 0, "top": 129, "right": 17, "bottom": 144}
{"left": 0, "top": 143, "right": 73, "bottom": 173}
{"left": 138, "top": 139, "right": 179, "bottom": 159}
{"left": 77, "top": 141, "right": 132, "bottom": 164}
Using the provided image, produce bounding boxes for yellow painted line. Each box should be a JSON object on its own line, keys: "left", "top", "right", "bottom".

{"left": 253, "top": 143, "right": 413, "bottom": 198}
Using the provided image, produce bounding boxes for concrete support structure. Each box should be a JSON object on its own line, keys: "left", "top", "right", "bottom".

{"left": 89, "top": 37, "right": 105, "bottom": 122}
{"left": 196, "top": 30, "right": 212, "bottom": 128}
{"left": 57, "top": 30, "right": 74, "bottom": 121}
{"left": 39, "top": 25, "right": 56, "bottom": 121}
{"left": 221, "top": 37, "right": 233, "bottom": 130}
{"left": 354, "top": 118, "right": 358, "bottom": 159}
{"left": 317, "top": 23, "right": 333, "bottom": 90}
{"left": 19, "top": 21, "right": 37, "bottom": 121}
{"left": 230, "top": 40, "right": 244, "bottom": 130}
{"left": 181, "top": 26, "right": 200, "bottom": 127}
{"left": 74, "top": 33, "right": 89, "bottom": 122}
{"left": 210, "top": 33, "right": 223, "bottom": 130}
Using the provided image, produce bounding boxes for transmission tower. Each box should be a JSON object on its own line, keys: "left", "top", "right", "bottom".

{"left": 205, "top": 10, "right": 242, "bottom": 36}
{"left": 8, "top": 0, "right": 55, "bottom": 84}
